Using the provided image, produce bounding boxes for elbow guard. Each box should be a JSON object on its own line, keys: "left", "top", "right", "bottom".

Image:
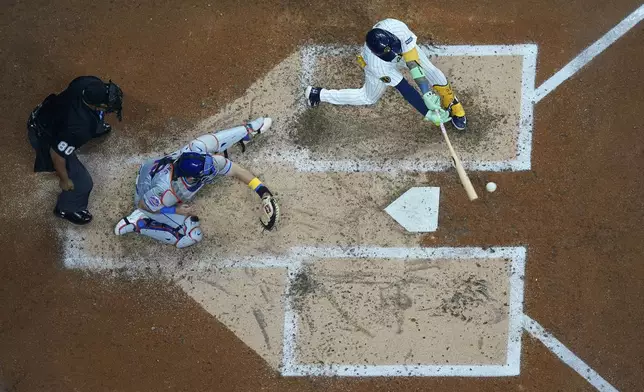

{"left": 394, "top": 78, "right": 429, "bottom": 116}
{"left": 402, "top": 47, "right": 420, "bottom": 62}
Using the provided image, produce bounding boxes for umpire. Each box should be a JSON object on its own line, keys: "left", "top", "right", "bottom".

{"left": 27, "top": 76, "right": 124, "bottom": 225}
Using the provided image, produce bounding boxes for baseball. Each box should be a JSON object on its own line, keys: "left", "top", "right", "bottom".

{"left": 486, "top": 182, "right": 497, "bottom": 192}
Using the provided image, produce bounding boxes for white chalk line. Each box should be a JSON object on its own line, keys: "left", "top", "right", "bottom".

{"left": 303, "top": 43, "right": 537, "bottom": 57}
{"left": 517, "top": 44, "right": 538, "bottom": 170}
{"left": 280, "top": 262, "right": 303, "bottom": 375}
{"left": 280, "top": 245, "right": 527, "bottom": 377}
{"left": 289, "top": 245, "right": 525, "bottom": 261}
{"left": 533, "top": 4, "right": 644, "bottom": 103}
{"left": 255, "top": 149, "right": 530, "bottom": 172}
{"left": 523, "top": 315, "right": 619, "bottom": 392}
{"left": 506, "top": 247, "right": 527, "bottom": 375}
{"left": 282, "top": 364, "right": 520, "bottom": 377}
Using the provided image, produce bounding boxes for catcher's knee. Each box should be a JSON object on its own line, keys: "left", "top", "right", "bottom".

{"left": 176, "top": 216, "right": 203, "bottom": 249}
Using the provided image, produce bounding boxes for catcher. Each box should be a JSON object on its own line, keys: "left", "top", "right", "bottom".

{"left": 114, "top": 117, "right": 280, "bottom": 248}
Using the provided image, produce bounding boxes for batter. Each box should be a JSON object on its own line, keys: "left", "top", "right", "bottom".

{"left": 305, "top": 18, "right": 467, "bottom": 130}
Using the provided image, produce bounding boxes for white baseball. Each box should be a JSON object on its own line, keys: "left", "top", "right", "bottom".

{"left": 486, "top": 182, "right": 497, "bottom": 192}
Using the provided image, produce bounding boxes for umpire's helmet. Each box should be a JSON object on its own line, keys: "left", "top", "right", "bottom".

{"left": 175, "top": 152, "right": 217, "bottom": 184}
{"left": 365, "top": 28, "right": 402, "bottom": 62}
{"left": 83, "top": 79, "right": 124, "bottom": 121}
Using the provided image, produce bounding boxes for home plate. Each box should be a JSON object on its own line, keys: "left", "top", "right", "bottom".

{"left": 384, "top": 187, "right": 440, "bottom": 232}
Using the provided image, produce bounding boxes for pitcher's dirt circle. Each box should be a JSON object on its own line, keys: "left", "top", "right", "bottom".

{"left": 1, "top": 1, "right": 643, "bottom": 391}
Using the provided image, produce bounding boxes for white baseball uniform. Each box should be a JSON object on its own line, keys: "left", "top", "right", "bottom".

{"left": 319, "top": 18, "right": 448, "bottom": 106}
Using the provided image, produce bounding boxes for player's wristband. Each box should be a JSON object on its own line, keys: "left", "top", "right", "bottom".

{"left": 160, "top": 206, "right": 176, "bottom": 214}
{"left": 248, "top": 177, "right": 271, "bottom": 197}
{"left": 410, "top": 65, "right": 426, "bottom": 80}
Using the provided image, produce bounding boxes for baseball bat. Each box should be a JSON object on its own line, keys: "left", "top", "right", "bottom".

{"left": 436, "top": 116, "right": 478, "bottom": 201}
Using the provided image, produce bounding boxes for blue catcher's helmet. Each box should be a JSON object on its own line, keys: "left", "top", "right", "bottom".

{"left": 365, "top": 28, "right": 402, "bottom": 62}
{"left": 175, "top": 152, "right": 217, "bottom": 184}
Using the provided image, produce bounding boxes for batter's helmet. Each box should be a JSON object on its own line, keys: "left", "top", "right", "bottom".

{"left": 175, "top": 152, "right": 217, "bottom": 184}
{"left": 365, "top": 28, "right": 402, "bottom": 62}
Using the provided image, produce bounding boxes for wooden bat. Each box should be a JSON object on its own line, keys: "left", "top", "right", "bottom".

{"left": 436, "top": 117, "right": 478, "bottom": 201}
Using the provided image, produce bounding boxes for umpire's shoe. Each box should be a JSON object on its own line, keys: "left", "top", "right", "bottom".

{"left": 305, "top": 86, "right": 322, "bottom": 107}
{"left": 54, "top": 208, "right": 92, "bottom": 225}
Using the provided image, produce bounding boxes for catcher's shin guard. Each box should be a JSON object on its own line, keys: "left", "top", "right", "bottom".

{"left": 116, "top": 210, "right": 203, "bottom": 248}
{"left": 433, "top": 83, "right": 466, "bottom": 130}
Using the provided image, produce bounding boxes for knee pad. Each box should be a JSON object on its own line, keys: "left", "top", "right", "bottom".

{"left": 139, "top": 222, "right": 182, "bottom": 245}
{"left": 176, "top": 216, "right": 203, "bottom": 249}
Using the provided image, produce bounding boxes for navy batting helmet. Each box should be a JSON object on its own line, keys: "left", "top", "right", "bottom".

{"left": 175, "top": 152, "right": 217, "bottom": 183}
{"left": 365, "top": 28, "right": 402, "bottom": 62}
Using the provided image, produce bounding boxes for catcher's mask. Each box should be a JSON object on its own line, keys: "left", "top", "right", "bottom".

{"left": 105, "top": 80, "right": 124, "bottom": 121}
{"left": 175, "top": 152, "right": 217, "bottom": 184}
{"left": 83, "top": 79, "right": 124, "bottom": 121}
{"left": 365, "top": 28, "right": 402, "bottom": 62}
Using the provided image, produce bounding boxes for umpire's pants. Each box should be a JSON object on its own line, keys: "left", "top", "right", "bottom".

{"left": 28, "top": 127, "right": 94, "bottom": 213}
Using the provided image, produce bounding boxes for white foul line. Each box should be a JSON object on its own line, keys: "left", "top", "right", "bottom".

{"left": 533, "top": 4, "right": 644, "bottom": 103}
{"left": 523, "top": 315, "right": 619, "bottom": 391}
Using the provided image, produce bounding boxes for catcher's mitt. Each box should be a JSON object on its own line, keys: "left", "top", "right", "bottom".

{"left": 260, "top": 194, "right": 280, "bottom": 230}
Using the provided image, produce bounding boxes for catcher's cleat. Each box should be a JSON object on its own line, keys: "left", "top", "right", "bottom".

{"left": 243, "top": 117, "right": 272, "bottom": 138}
{"left": 114, "top": 210, "right": 147, "bottom": 235}
{"left": 305, "top": 86, "right": 322, "bottom": 107}
{"left": 236, "top": 117, "right": 273, "bottom": 153}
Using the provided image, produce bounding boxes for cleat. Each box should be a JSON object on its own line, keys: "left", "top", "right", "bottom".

{"left": 54, "top": 208, "right": 92, "bottom": 225}
{"left": 114, "top": 210, "right": 147, "bottom": 235}
{"left": 451, "top": 115, "right": 467, "bottom": 131}
{"left": 238, "top": 117, "right": 273, "bottom": 153}
{"left": 305, "top": 86, "right": 322, "bottom": 107}
{"left": 447, "top": 99, "right": 466, "bottom": 131}
{"left": 114, "top": 217, "right": 136, "bottom": 235}
{"left": 243, "top": 117, "right": 272, "bottom": 139}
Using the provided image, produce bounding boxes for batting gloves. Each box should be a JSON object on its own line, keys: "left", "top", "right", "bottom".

{"left": 424, "top": 108, "right": 451, "bottom": 126}
{"left": 422, "top": 92, "right": 442, "bottom": 111}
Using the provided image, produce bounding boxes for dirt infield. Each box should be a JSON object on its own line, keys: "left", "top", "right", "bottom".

{"left": 1, "top": 1, "right": 643, "bottom": 391}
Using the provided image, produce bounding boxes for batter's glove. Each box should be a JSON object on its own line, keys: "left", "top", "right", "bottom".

{"left": 260, "top": 193, "right": 280, "bottom": 231}
{"left": 422, "top": 92, "right": 442, "bottom": 111}
{"left": 424, "top": 108, "right": 451, "bottom": 126}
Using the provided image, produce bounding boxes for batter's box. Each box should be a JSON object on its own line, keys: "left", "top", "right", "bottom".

{"left": 282, "top": 44, "right": 537, "bottom": 172}
{"left": 281, "top": 246, "right": 526, "bottom": 377}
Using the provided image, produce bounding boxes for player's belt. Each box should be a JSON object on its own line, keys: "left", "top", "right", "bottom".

{"left": 27, "top": 94, "right": 56, "bottom": 140}
{"left": 27, "top": 107, "right": 49, "bottom": 139}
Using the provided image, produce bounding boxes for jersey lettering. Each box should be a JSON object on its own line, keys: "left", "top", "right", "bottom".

{"left": 57, "top": 141, "right": 75, "bottom": 155}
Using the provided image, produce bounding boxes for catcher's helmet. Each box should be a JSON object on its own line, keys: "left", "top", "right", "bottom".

{"left": 365, "top": 28, "right": 402, "bottom": 62}
{"left": 175, "top": 152, "right": 217, "bottom": 184}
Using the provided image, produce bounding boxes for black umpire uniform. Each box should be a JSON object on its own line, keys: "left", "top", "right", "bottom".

{"left": 27, "top": 76, "right": 123, "bottom": 225}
